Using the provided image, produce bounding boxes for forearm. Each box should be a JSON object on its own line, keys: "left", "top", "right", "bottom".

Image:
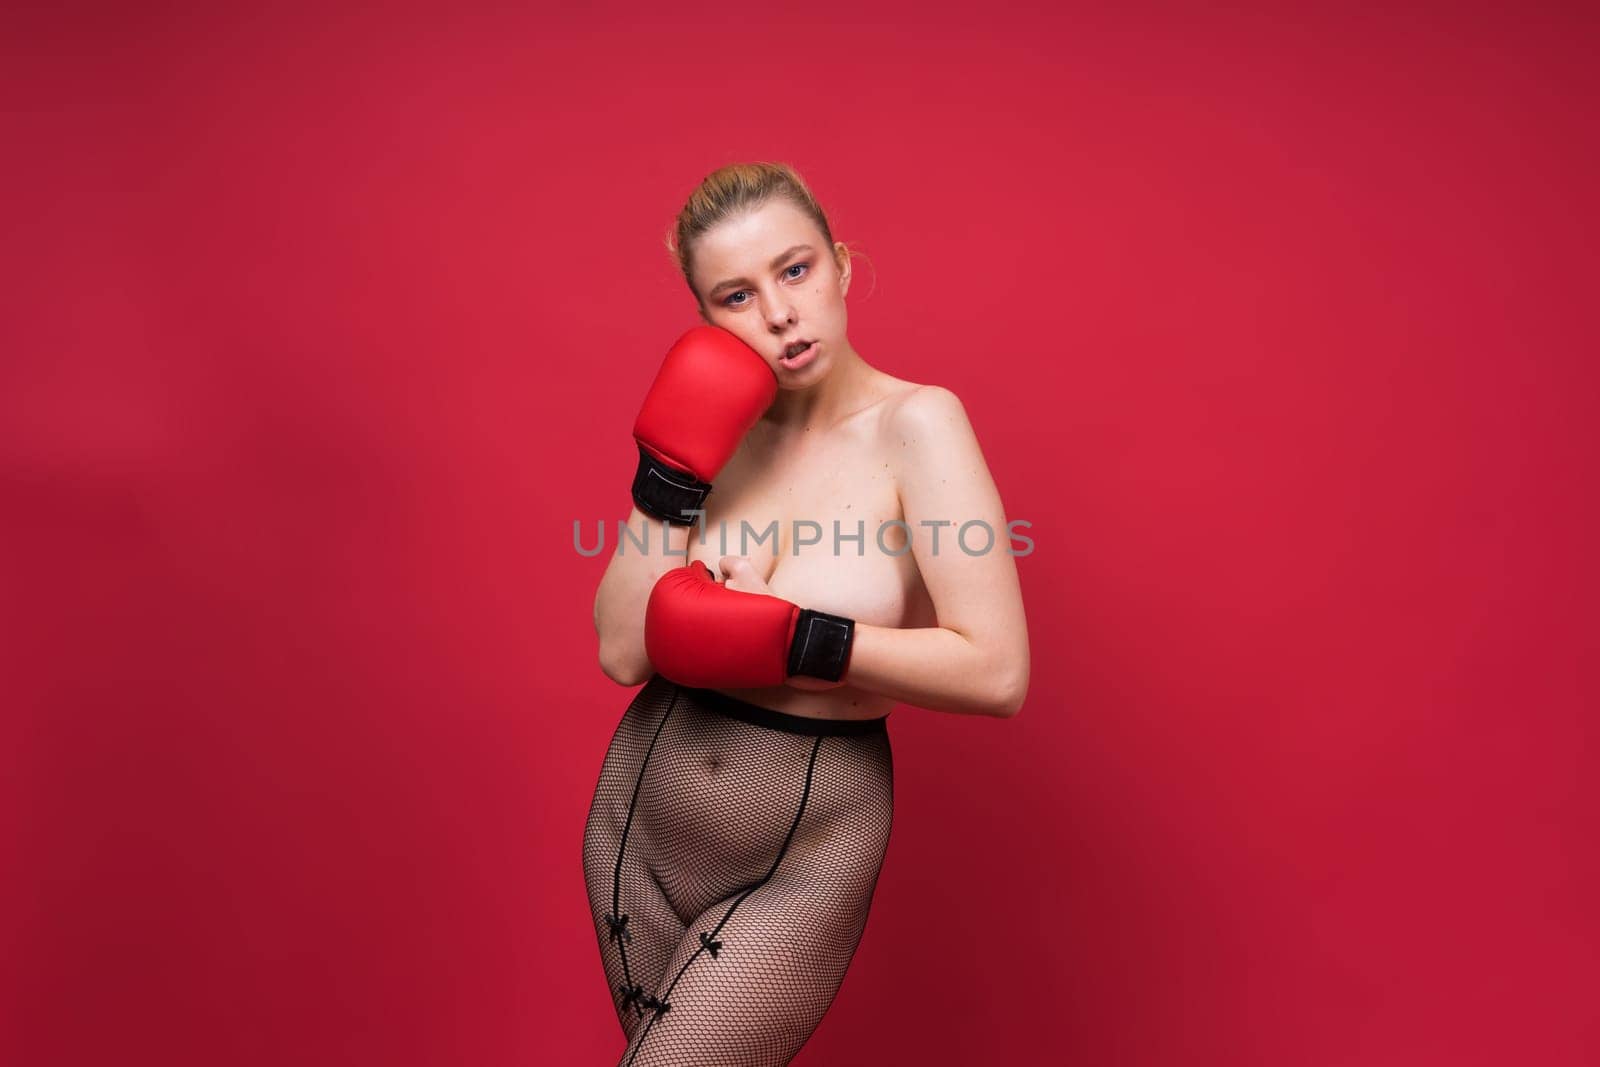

{"left": 837, "top": 622, "right": 1025, "bottom": 718}
{"left": 594, "top": 507, "right": 691, "bottom": 685}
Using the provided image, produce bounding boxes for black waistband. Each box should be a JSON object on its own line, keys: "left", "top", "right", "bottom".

{"left": 668, "top": 679, "right": 890, "bottom": 737}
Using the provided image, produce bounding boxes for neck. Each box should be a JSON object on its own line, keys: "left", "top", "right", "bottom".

{"left": 760, "top": 342, "right": 873, "bottom": 433}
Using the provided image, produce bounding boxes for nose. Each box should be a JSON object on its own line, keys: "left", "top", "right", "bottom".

{"left": 760, "top": 289, "right": 797, "bottom": 331}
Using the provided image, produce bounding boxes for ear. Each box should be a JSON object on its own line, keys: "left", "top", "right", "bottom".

{"left": 835, "top": 241, "right": 852, "bottom": 297}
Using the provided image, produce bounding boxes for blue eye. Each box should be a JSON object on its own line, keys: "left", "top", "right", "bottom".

{"left": 722, "top": 263, "right": 809, "bottom": 307}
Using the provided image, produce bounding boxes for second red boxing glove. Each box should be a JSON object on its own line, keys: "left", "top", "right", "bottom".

{"left": 644, "top": 562, "right": 856, "bottom": 688}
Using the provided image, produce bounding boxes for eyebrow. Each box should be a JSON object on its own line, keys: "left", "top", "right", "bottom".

{"left": 707, "top": 244, "right": 815, "bottom": 298}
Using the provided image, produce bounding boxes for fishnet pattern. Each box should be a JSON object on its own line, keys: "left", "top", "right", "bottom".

{"left": 583, "top": 675, "right": 895, "bottom": 1066}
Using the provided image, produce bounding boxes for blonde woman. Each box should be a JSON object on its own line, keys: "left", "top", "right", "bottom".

{"left": 585, "top": 162, "right": 1030, "bottom": 1065}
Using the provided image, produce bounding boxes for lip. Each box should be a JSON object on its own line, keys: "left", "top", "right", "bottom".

{"left": 777, "top": 340, "right": 818, "bottom": 371}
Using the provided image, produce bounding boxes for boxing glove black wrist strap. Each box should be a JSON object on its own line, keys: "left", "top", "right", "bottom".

{"left": 632, "top": 445, "right": 711, "bottom": 526}
{"left": 787, "top": 608, "right": 856, "bottom": 682}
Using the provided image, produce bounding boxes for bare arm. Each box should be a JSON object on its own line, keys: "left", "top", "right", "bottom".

{"left": 593, "top": 506, "right": 689, "bottom": 686}
{"left": 811, "top": 386, "right": 1031, "bottom": 717}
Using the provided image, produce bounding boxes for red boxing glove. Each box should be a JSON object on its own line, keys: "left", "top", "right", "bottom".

{"left": 632, "top": 327, "right": 777, "bottom": 525}
{"left": 644, "top": 562, "right": 856, "bottom": 688}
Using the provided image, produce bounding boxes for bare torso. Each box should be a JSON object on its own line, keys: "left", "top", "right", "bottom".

{"left": 686, "top": 369, "right": 935, "bottom": 721}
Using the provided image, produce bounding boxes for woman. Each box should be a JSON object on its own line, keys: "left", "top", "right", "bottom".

{"left": 585, "top": 162, "right": 1030, "bottom": 1065}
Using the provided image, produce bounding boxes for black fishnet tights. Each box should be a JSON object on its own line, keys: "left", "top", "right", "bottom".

{"left": 583, "top": 676, "right": 894, "bottom": 1066}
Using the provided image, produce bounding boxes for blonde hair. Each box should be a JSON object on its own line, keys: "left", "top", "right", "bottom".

{"left": 665, "top": 161, "right": 857, "bottom": 309}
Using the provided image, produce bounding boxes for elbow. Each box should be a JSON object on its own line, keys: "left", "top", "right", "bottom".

{"left": 992, "top": 666, "right": 1029, "bottom": 719}
{"left": 598, "top": 645, "right": 653, "bottom": 688}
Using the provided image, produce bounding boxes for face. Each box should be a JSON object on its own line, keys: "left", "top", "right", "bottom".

{"left": 688, "top": 198, "right": 852, "bottom": 380}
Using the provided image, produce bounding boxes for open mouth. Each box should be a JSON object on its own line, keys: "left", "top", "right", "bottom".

{"left": 782, "top": 340, "right": 814, "bottom": 360}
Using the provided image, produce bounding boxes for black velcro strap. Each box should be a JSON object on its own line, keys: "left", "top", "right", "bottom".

{"left": 631, "top": 444, "right": 712, "bottom": 526}
{"left": 787, "top": 609, "right": 856, "bottom": 682}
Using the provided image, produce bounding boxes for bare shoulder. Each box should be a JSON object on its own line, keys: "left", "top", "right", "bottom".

{"left": 853, "top": 373, "right": 925, "bottom": 435}
{"left": 876, "top": 382, "right": 989, "bottom": 505}
{"left": 882, "top": 383, "right": 972, "bottom": 442}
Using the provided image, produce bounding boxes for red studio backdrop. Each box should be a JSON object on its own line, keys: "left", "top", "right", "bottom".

{"left": 3, "top": 4, "right": 1594, "bottom": 1065}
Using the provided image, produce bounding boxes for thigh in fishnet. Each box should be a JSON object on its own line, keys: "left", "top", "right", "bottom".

{"left": 620, "top": 878, "right": 872, "bottom": 1064}
{"left": 617, "top": 792, "right": 893, "bottom": 1066}
{"left": 584, "top": 685, "right": 690, "bottom": 1036}
{"left": 586, "top": 823, "right": 687, "bottom": 1037}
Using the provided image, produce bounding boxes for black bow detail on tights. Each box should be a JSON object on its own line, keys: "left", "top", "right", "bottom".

{"left": 698, "top": 931, "right": 723, "bottom": 958}
{"left": 618, "top": 982, "right": 644, "bottom": 1013}
{"left": 604, "top": 912, "right": 633, "bottom": 944}
{"left": 639, "top": 993, "right": 672, "bottom": 1019}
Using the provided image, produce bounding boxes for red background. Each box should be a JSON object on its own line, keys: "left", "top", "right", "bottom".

{"left": 3, "top": 3, "right": 1594, "bottom": 1064}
